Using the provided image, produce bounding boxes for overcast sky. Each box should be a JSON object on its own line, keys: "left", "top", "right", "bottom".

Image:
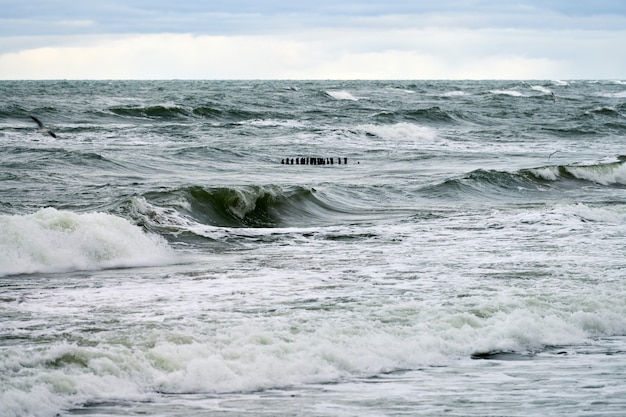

{"left": 0, "top": 0, "right": 624, "bottom": 80}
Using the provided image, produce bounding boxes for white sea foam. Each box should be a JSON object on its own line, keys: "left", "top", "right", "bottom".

{"left": 326, "top": 90, "right": 359, "bottom": 101}
{"left": 442, "top": 91, "right": 468, "bottom": 97}
{"left": 531, "top": 85, "right": 552, "bottom": 94}
{"left": 531, "top": 166, "right": 560, "bottom": 181}
{"left": 563, "top": 203, "right": 626, "bottom": 224}
{"left": 357, "top": 122, "right": 437, "bottom": 142}
{"left": 2, "top": 203, "right": 626, "bottom": 416}
{"left": 489, "top": 90, "right": 525, "bottom": 97}
{"left": 532, "top": 162, "right": 626, "bottom": 186}
{"left": 0, "top": 208, "right": 176, "bottom": 277}
{"left": 2, "top": 249, "right": 625, "bottom": 417}
{"left": 596, "top": 91, "right": 626, "bottom": 98}
{"left": 566, "top": 163, "right": 626, "bottom": 185}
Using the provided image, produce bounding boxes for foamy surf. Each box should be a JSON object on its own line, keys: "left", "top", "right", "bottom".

{"left": 0, "top": 208, "right": 176, "bottom": 277}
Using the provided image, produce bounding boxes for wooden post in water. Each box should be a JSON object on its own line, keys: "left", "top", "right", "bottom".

{"left": 280, "top": 157, "right": 348, "bottom": 165}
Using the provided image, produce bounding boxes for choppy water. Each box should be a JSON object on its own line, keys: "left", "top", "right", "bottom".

{"left": 1, "top": 80, "right": 626, "bottom": 416}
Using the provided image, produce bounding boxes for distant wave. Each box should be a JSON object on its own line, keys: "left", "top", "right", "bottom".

{"left": 109, "top": 105, "right": 190, "bottom": 119}
{"left": 489, "top": 89, "right": 526, "bottom": 97}
{"left": 0, "top": 208, "right": 176, "bottom": 277}
{"left": 356, "top": 122, "right": 437, "bottom": 141}
{"left": 325, "top": 90, "right": 359, "bottom": 101}
{"left": 530, "top": 159, "right": 626, "bottom": 186}
{"left": 371, "top": 106, "right": 463, "bottom": 124}
{"left": 107, "top": 104, "right": 271, "bottom": 122}
{"left": 441, "top": 91, "right": 469, "bottom": 97}
{"left": 424, "top": 159, "right": 626, "bottom": 201}
{"left": 596, "top": 91, "right": 626, "bottom": 99}
{"left": 530, "top": 85, "right": 552, "bottom": 94}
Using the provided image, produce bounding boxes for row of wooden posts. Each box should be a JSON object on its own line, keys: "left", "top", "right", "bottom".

{"left": 281, "top": 157, "right": 348, "bottom": 165}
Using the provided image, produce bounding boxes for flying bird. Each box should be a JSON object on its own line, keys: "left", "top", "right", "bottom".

{"left": 30, "top": 115, "right": 57, "bottom": 138}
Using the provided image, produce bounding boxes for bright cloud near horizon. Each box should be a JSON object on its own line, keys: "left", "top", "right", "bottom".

{"left": 0, "top": 0, "right": 624, "bottom": 80}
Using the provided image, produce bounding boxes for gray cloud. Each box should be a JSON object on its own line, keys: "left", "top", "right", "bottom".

{"left": 1, "top": 0, "right": 624, "bottom": 79}
{"left": 3, "top": 0, "right": 625, "bottom": 38}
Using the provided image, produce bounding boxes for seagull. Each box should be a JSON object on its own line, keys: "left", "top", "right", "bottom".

{"left": 548, "top": 150, "right": 561, "bottom": 160}
{"left": 30, "top": 115, "right": 57, "bottom": 138}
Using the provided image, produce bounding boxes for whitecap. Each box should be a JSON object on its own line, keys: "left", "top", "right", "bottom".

{"left": 531, "top": 85, "right": 552, "bottom": 94}
{"left": 489, "top": 90, "right": 525, "bottom": 97}
{"left": 566, "top": 163, "right": 626, "bottom": 185}
{"left": 326, "top": 90, "right": 359, "bottom": 101}
{"left": 595, "top": 91, "right": 626, "bottom": 98}
{"left": 357, "top": 122, "right": 437, "bottom": 142}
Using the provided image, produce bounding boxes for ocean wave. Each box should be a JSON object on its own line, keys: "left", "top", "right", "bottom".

{"left": 0, "top": 208, "right": 176, "bottom": 277}
{"left": 530, "top": 161, "right": 626, "bottom": 186}
{"left": 121, "top": 182, "right": 406, "bottom": 241}
{"left": 104, "top": 103, "right": 279, "bottom": 123}
{"left": 424, "top": 159, "right": 626, "bottom": 201}
{"left": 403, "top": 107, "right": 459, "bottom": 123}
{"left": 356, "top": 122, "right": 437, "bottom": 141}
{"left": 192, "top": 106, "right": 266, "bottom": 121}
{"left": 109, "top": 105, "right": 190, "bottom": 119}
{"left": 325, "top": 90, "right": 359, "bottom": 101}
{"left": 587, "top": 107, "right": 623, "bottom": 118}
{"left": 128, "top": 185, "right": 348, "bottom": 232}
{"left": 370, "top": 106, "right": 461, "bottom": 125}
{"left": 489, "top": 89, "right": 526, "bottom": 97}
{"left": 530, "top": 85, "right": 552, "bottom": 94}
{"left": 597, "top": 91, "right": 626, "bottom": 99}
{"left": 441, "top": 90, "right": 469, "bottom": 97}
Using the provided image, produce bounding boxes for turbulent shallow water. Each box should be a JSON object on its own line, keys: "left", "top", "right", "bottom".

{"left": 1, "top": 79, "right": 626, "bottom": 416}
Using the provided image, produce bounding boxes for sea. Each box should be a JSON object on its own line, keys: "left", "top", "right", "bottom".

{"left": 1, "top": 79, "right": 626, "bottom": 416}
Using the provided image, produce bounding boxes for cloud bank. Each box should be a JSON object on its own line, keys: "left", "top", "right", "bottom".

{"left": 1, "top": 1, "right": 624, "bottom": 79}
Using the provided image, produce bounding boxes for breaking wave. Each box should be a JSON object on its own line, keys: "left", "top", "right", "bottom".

{"left": 0, "top": 208, "right": 176, "bottom": 277}
{"left": 126, "top": 184, "right": 362, "bottom": 236}
{"left": 424, "top": 159, "right": 626, "bottom": 201}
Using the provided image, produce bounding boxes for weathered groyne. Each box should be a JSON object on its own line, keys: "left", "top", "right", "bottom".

{"left": 281, "top": 157, "right": 348, "bottom": 165}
